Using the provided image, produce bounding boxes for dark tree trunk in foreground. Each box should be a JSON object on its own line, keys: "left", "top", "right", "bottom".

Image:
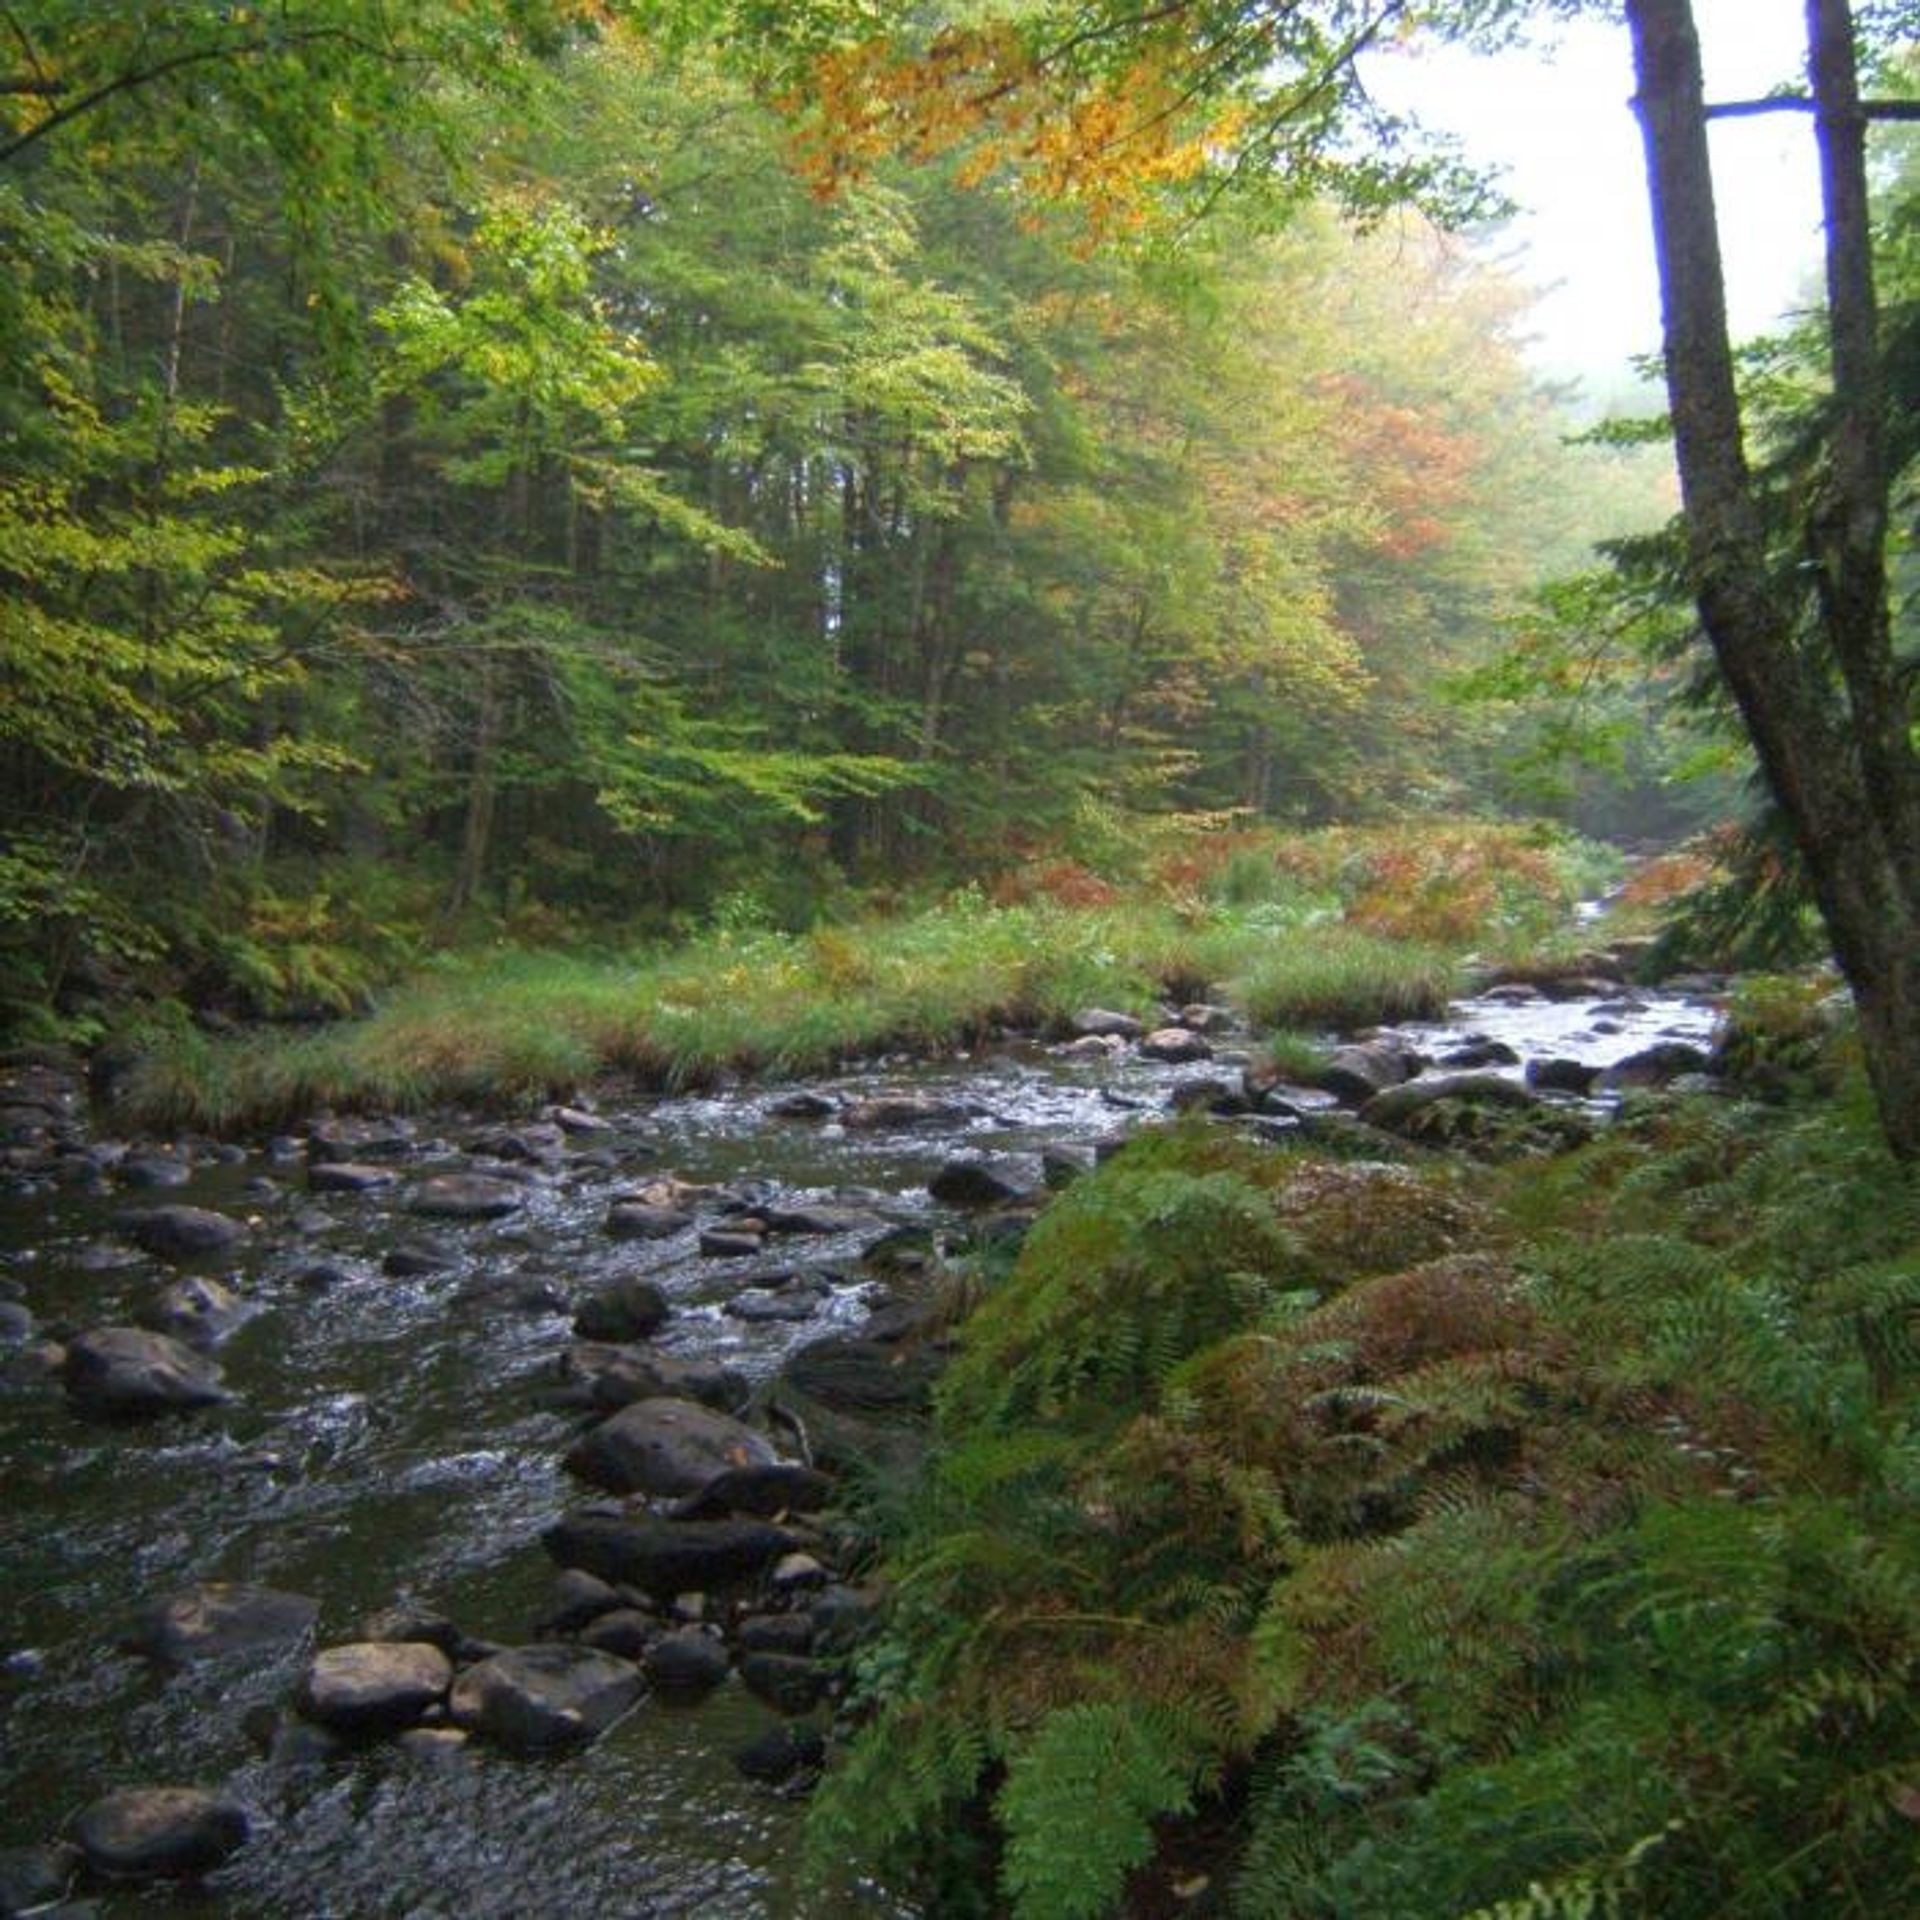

{"left": 1626, "top": 0, "right": 1920, "bottom": 1158}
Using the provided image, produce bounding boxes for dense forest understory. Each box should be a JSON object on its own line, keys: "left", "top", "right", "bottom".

{"left": 5, "top": 2, "right": 1920, "bottom": 1917}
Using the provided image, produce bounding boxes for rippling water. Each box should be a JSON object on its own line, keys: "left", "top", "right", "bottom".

{"left": 0, "top": 992, "right": 1721, "bottom": 1915}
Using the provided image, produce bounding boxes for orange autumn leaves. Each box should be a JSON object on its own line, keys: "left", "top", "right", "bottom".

{"left": 792, "top": 25, "right": 1244, "bottom": 230}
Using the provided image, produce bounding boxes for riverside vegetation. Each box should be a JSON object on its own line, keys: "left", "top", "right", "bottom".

{"left": 38, "top": 816, "right": 1918, "bottom": 1915}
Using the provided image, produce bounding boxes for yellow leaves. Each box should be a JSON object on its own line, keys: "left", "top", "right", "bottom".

{"left": 791, "top": 31, "right": 1233, "bottom": 237}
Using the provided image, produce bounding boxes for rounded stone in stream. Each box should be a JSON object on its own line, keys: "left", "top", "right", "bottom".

{"left": 738, "top": 1612, "right": 815, "bottom": 1656}
{"left": 71, "top": 1787, "right": 249, "bottom": 1881}
{"left": 543, "top": 1512, "right": 798, "bottom": 1598}
{"left": 605, "top": 1201, "right": 693, "bottom": 1240}
{"left": 927, "top": 1155, "right": 1039, "bottom": 1209}
{"left": 1527, "top": 1057, "right": 1600, "bottom": 1096}
{"left": 299, "top": 1641, "right": 452, "bottom": 1733}
{"left": 579, "top": 1608, "right": 655, "bottom": 1661}
{"left": 734, "top": 1722, "right": 826, "bottom": 1786}
{"left": 448, "top": 1644, "right": 643, "bottom": 1751}
{"left": 644, "top": 1628, "right": 729, "bottom": 1701}
{"left": 115, "top": 1204, "right": 247, "bottom": 1258}
{"left": 566, "top": 1396, "right": 777, "bottom": 1498}
{"left": 307, "top": 1161, "right": 398, "bottom": 1193}
{"left": 61, "top": 1326, "right": 229, "bottom": 1419}
{"left": 141, "top": 1275, "right": 247, "bottom": 1348}
{"left": 571, "top": 1276, "right": 670, "bottom": 1343}
{"left": 1595, "top": 1041, "right": 1712, "bottom": 1092}
{"left": 671, "top": 1461, "right": 835, "bottom": 1521}
{"left": 768, "top": 1090, "right": 837, "bottom": 1120}
{"left": 128, "top": 1581, "right": 319, "bottom": 1664}
{"left": 1139, "top": 1026, "right": 1213, "bottom": 1063}
{"left": 1317, "top": 1041, "right": 1419, "bottom": 1106}
{"left": 740, "top": 1652, "right": 828, "bottom": 1715}
{"left": 1069, "top": 1007, "right": 1144, "bottom": 1040}
{"left": 540, "top": 1568, "right": 625, "bottom": 1634}
{"left": 561, "top": 1343, "right": 749, "bottom": 1415}
{"left": 407, "top": 1174, "right": 524, "bottom": 1220}
{"left": 840, "top": 1093, "right": 971, "bottom": 1131}
{"left": 1360, "top": 1071, "right": 1540, "bottom": 1134}
{"left": 0, "top": 1299, "right": 34, "bottom": 1344}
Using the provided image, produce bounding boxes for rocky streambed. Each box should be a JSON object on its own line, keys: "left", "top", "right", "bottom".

{"left": 0, "top": 968, "right": 1724, "bottom": 1917}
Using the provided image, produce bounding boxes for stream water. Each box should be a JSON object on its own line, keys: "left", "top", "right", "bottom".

{"left": 0, "top": 979, "right": 1723, "bottom": 1918}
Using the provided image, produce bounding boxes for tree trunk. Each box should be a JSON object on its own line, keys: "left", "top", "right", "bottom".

{"left": 1626, "top": 0, "right": 1920, "bottom": 1157}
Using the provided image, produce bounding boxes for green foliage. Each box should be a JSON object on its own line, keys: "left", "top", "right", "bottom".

{"left": 811, "top": 1063, "right": 1920, "bottom": 1917}
{"left": 1000, "top": 1705, "right": 1200, "bottom": 1920}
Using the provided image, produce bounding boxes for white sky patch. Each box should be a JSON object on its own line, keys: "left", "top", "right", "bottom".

{"left": 1366, "top": 1, "right": 1827, "bottom": 394}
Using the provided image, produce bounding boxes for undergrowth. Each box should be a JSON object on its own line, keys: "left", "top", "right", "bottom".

{"left": 806, "top": 1084, "right": 1920, "bottom": 1917}
{"left": 108, "top": 820, "right": 1605, "bottom": 1131}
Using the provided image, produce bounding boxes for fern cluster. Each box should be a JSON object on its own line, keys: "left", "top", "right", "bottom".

{"left": 806, "top": 1094, "right": 1920, "bottom": 1916}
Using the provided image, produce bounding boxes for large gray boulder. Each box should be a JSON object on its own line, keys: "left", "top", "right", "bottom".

{"left": 298, "top": 1641, "right": 452, "bottom": 1733}
{"left": 561, "top": 1343, "right": 750, "bottom": 1416}
{"left": 543, "top": 1512, "right": 798, "bottom": 1597}
{"left": 447, "top": 1644, "right": 643, "bottom": 1751}
{"left": 565, "top": 1396, "right": 777, "bottom": 1498}
{"left": 61, "top": 1326, "right": 229, "bottom": 1418}
{"left": 72, "top": 1787, "right": 249, "bottom": 1880}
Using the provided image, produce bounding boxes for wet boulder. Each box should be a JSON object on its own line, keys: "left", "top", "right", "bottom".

{"left": 298, "top": 1641, "right": 452, "bottom": 1734}
{"left": 606, "top": 1201, "right": 694, "bottom": 1240}
{"left": 1526, "top": 1057, "right": 1599, "bottom": 1096}
{"left": 1139, "top": 1027, "right": 1213, "bottom": 1063}
{"left": 733, "top": 1723, "right": 826, "bottom": 1786}
{"left": 447, "top": 1644, "right": 643, "bottom": 1751}
{"left": 841, "top": 1094, "right": 971, "bottom": 1131}
{"left": 543, "top": 1512, "right": 798, "bottom": 1598}
{"left": 119, "top": 1154, "right": 193, "bottom": 1189}
{"left": 927, "top": 1155, "right": 1040, "bottom": 1209}
{"left": 61, "top": 1326, "right": 229, "bottom": 1419}
{"left": 141, "top": 1275, "right": 248, "bottom": 1349}
{"left": 128, "top": 1582, "right": 318, "bottom": 1665}
{"left": 740, "top": 1652, "right": 829, "bottom": 1715}
{"left": 768, "top": 1091, "right": 837, "bottom": 1120}
{"left": 670, "top": 1461, "right": 835, "bottom": 1521}
{"left": 579, "top": 1608, "right": 655, "bottom": 1660}
{"left": 1594, "top": 1041, "right": 1712, "bottom": 1093}
{"left": 566, "top": 1397, "right": 777, "bottom": 1499}
{"left": 644, "top": 1628, "right": 729, "bottom": 1702}
{"left": 1069, "top": 1008, "right": 1144, "bottom": 1040}
{"left": 562, "top": 1343, "right": 750, "bottom": 1416}
{"left": 737, "top": 1613, "right": 816, "bottom": 1657}
{"left": 116, "top": 1205, "right": 248, "bottom": 1259}
{"left": 72, "top": 1786, "right": 249, "bottom": 1881}
{"left": 407, "top": 1174, "right": 525, "bottom": 1220}
{"left": 572, "top": 1277, "right": 671, "bottom": 1344}
{"left": 307, "top": 1116, "right": 414, "bottom": 1162}
{"left": 724, "top": 1291, "right": 820, "bottom": 1324}
{"left": 1317, "top": 1041, "right": 1419, "bottom": 1106}
{"left": 1360, "top": 1072, "right": 1540, "bottom": 1134}
{"left": 761, "top": 1201, "right": 886, "bottom": 1237}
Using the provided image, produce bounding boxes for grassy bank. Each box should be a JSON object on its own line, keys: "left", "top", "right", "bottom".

{"left": 113, "top": 822, "right": 1615, "bottom": 1133}
{"left": 802, "top": 1053, "right": 1920, "bottom": 1917}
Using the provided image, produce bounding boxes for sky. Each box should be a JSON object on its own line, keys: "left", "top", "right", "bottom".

{"left": 1366, "top": 1, "right": 1826, "bottom": 396}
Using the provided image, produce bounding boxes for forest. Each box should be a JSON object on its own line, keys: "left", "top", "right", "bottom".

{"left": 2, "top": 3, "right": 1919, "bottom": 1918}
